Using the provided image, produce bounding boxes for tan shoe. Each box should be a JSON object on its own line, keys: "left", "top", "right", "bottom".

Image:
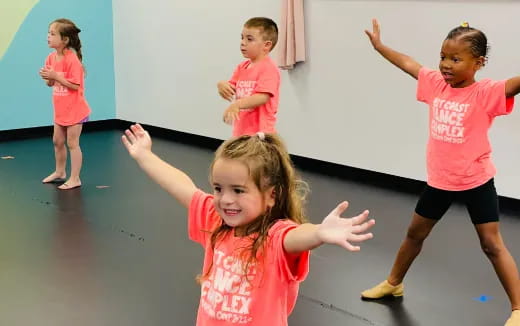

{"left": 505, "top": 310, "right": 520, "bottom": 326}
{"left": 361, "top": 280, "right": 404, "bottom": 299}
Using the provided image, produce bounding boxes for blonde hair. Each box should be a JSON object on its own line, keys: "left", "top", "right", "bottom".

{"left": 199, "top": 133, "right": 307, "bottom": 282}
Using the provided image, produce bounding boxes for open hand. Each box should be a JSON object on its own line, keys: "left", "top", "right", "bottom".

{"left": 316, "top": 201, "right": 375, "bottom": 251}
{"left": 121, "top": 124, "right": 153, "bottom": 160}
{"left": 365, "top": 19, "right": 382, "bottom": 49}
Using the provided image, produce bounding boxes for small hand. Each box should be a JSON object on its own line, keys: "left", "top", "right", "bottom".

{"left": 39, "top": 68, "right": 55, "bottom": 86}
{"left": 223, "top": 103, "right": 240, "bottom": 125}
{"left": 39, "top": 67, "right": 47, "bottom": 80}
{"left": 40, "top": 67, "right": 58, "bottom": 80}
{"left": 217, "top": 81, "right": 236, "bottom": 101}
{"left": 364, "top": 18, "right": 382, "bottom": 49}
{"left": 316, "top": 201, "right": 375, "bottom": 251}
{"left": 121, "top": 124, "right": 153, "bottom": 160}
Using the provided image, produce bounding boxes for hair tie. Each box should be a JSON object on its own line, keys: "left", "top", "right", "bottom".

{"left": 461, "top": 21, "right": 469, "bottom": 28}
{"left": 256, "top": 132, "right": 265, "bottom": 140}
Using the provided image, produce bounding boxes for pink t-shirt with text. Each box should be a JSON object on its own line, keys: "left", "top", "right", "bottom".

{"left": 45, "top": 49, "right": 91, "bottom": 126}
{"left": 188, "top": 190, "right": 310, "bottom": 326}
{"left": 417, "top": 67, "right": 514, "bottom": 190}
{"left": 229, "top": 56, "right": 280, "bottom": 137}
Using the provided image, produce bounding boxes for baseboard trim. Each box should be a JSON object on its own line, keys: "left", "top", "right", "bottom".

{"left": 2, "top": 119, "right": 519, "bottom": 213}
{"left": 0, "top": 119, "right": 122, "bottom": 141}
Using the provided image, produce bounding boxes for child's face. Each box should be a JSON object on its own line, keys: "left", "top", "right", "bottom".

{"left": 47, "top": 23, "right": 67, "bottom": 49}
{"left": 211, "top": 158, "right": 275, "bottom": 230}
{"left": 439, "top": 38, "right": 484, "bottom": 88}
{"left": 240, "top": 27, "right": 271, "bottom": 61}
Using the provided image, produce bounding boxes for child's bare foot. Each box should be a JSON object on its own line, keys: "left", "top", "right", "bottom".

{"left": 58, "top": 178, "right": 81, "bottom": 190}
{"left": 42, "top": 172, "right": 66, "bottom": 183}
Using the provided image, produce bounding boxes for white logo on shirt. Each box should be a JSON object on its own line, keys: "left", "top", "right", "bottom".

{"left": 53, "top": 71, "right": 69, "bottom": 96}
{"left": 200, "top": 249, "right": 256, "bottom": 324}
{"left": 431, "top": 97, "right": 470, "bottom": 144}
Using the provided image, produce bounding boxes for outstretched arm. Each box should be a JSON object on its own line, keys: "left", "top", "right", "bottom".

{"left": 505, "top": 76, "right": 520, "bottom": 98}
{"left": 283, "top": 201, "right": 375, "bottom": 254}
{"left": 122, "top": 124, "right": 197, "bottom": 208}
{"left": 365, "top": 19, "right": 422, "bottom": 79}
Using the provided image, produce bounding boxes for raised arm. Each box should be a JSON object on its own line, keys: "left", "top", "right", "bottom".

{"left": 365, "top": 19, "right": 422, "bottom": 79}
{"left": 505, "top": 76, "right": 520, "bottom": 98}
{"left": 122, "top": 124, "right": 197, "bottom": 208}
{"left": 283, "top": 201, "right": 375, "bottom": 254}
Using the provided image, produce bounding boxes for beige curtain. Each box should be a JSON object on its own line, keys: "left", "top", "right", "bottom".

{"left": 278, "top": 0, "right": 306, "bottom": 70}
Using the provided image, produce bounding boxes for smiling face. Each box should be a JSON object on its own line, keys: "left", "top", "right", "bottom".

{"left": 439, "top": 38, "right": 484, "bottom": 88}
{"left": 211, "top": 158, "right": 274, "bottom": 232}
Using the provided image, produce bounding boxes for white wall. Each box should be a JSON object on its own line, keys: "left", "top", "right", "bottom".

{"left": 113, "top": 0, "right": 520, "bottom": 199}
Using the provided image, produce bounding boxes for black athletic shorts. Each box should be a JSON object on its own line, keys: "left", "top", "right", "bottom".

{"left": 415, "top": 178, "right": 499, "bottom": 224}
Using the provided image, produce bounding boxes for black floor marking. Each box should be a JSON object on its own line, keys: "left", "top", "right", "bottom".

{"left": 298, "top": 294, "right": 385, "bottom": 326}
{"left": 28, "top": 193, "right": 146, "bottom": 243}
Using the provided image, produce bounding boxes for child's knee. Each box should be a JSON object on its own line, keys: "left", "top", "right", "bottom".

{"left": 53, "top": 137, "right": 65, "bottom": 147}
{"left": 479, "top": 236, "right": 504, "bottom": 258}
{"left": 67, "top": 140, "right": 80, "bottom": 149}
{"left": 405, "top": 227, "right": 429, "bottom": 243}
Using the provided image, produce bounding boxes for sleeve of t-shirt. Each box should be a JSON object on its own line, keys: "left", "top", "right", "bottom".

{"left": 228, "top": 63, "right": 243, "bottom": 88}
{"left": 253, "top": 62, "right": 280, "bottom": 97}
{"left": 417, "top": 67, "right": 445, "bottom": 104}
{"left": 44, "top": 54, "right": 52, "bottom": 68}
{"left": 478, "top": 79, "right": 515, "bottom": 117}
{"left": 65, "top": 52, "right": 83, "bottom": 85}
{"left": 188, "top": 190, "right": 222, "bottom": 247}
{"left": 269, "top": 220, "right": 310, "bottom": 282}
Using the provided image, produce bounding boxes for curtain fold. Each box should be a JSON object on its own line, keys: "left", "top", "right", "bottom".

{"left": 278, "top": 0, "right": 306, "bottom": 70}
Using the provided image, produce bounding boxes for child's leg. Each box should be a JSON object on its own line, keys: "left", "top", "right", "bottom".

{"left": 388, "top": 185, "right": 453, "bottom": 285}
{"left": 475, "top": 223, "right": 520, "bottom": 310}
{"left": 387, "top": 213, "right": 438, "bottom": 285}
{"left": 361, "top": 213, "right": 438, "bottom": 299}
{"left": 58, "top": 123, "right": 83, "bottom": 190}
{"left": 463, "top": 179, "right": 520, "bottom": 313}
{"left": 362, "top": 185, "right": 452, "bottom": 299}
{"left": 42, "top": 123, "right": 67, "bottom": 183}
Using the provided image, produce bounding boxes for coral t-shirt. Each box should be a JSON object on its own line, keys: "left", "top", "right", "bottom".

{"left": 45, "top": 49, "right": 91, "bottom": 126}
{"left": 417, "top": 67, "right": 514, "bottom": 190}
{"left": 188, "top": 190, "right": 310, "bottom": 326}
{"left": 229, "top": 56, "right": 280, "bottom": 137}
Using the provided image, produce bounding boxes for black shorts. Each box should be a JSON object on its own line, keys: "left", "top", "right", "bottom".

{"left": 415, "top": 178, "right": 499, "bottom": 224}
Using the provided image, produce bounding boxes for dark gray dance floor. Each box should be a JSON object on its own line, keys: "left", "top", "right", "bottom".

{"left": 1, "top": 129, "right": 518, "bottom": 325}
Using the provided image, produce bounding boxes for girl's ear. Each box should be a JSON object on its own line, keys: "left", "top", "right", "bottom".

{"left": 265, "top": 186, "right": 276, "bottom": 208}
{"left": 63, "top": 36, "right": 70, "bottom": 46}
{"left": 475, "top": 56, "right": 485, "bottom": 70}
